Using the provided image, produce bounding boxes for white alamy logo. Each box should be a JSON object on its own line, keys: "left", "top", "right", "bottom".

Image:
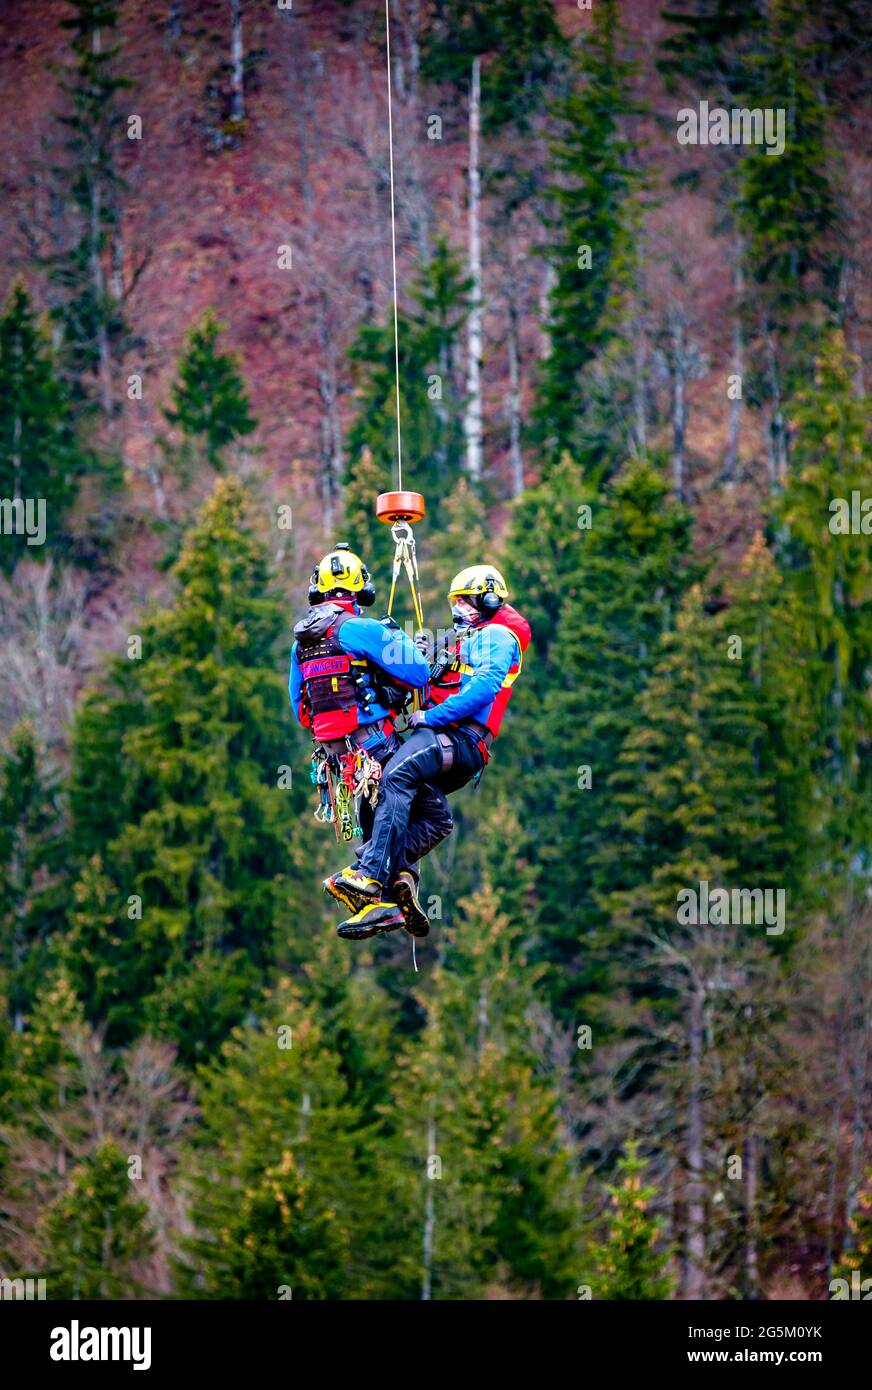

{"left": 50, "top": 1321, "right": 152, "bottom": 1372}
{"left": 677, "top": 880, "right": 786, "bottom": 936}
{"left": 676, "top": 101, "right": 786, "bottom": 157}
{"left": 0, "top": 1275, "right": 46, "bottom": 1299}
{"left": 829, "top": 492, "right": 872, "bottom": 535}
{"left": 829, "top": 1271, "right": 872, "bottom": 1300}
{"left": 0, "top": 497, "right": 46, "bottom": 546}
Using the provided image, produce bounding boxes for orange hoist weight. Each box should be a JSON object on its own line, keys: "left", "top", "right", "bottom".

{"left": 375, "top": 491, "right": 426, "bottom": 524}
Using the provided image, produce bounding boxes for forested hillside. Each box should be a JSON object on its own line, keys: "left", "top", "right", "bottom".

{"left": 0, "top": 0, "right": 869, "bottom": 1300}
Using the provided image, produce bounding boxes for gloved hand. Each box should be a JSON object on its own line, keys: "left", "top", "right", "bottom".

{"left": 406, "top": 709, "right": 427, "bottom": 729}
{"left": 413, "top": 630, "right": 432, "bottom": 659}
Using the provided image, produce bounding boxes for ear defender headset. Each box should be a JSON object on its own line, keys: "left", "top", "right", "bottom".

{"left": 477, "top": 573, "right": 503, "bottom": 618}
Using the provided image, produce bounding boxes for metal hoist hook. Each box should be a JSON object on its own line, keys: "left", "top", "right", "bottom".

{"left": 387, "top": 519, "right": 425, "bottom": 633}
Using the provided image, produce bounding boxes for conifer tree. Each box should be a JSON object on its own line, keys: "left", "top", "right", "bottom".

{"left": 590, "top": 585, "right": 788, "bottom": 1294}
{"left": 392, "top": 878, "right": 583, "bottom": 1299}
{"left": 504, "top": 460, "right": 696, "bottom": 1014}
{"left": 424, "top": 0, "right": 565, "bottom": 134}
{"left": 659, "top": 0, "right": 765, "bottom": 96}
{"left": 734, "top": 0, "right": 838, "bottom": 478}
{"left": 594, "top": 1141, "right": 674, "bottom": 1299}
{"left": 535, "top": 0, "right": 645, "bottom": 465}
{"left": 837, "top": 1175, "right": 872, "bottom": 1282}
{"left": 499, "top": 452, "right": 597, "bottom": 661}
{"left": 417, "top": 476, "right": 490, "bottom": 636}
{"left": 0, "top": 723, "right": 68, "bottom": 1031}
{"left": 726, "top": 531, "right": 818, "bottom": 898}
{"left": 595, "top": 584, "right": 785, "bottom": 943}
{"left": 161, "top": 309, "right": 257, "bottom": 480}
{"left": 0, "top": 973, "right": 89, "bottom": 1272}
{"left": 49, "top": 0, "right": 131, "bottom": 414}
{"left": 64, "top": 478, "right": 317, "bottom": 1059}
{"left": 40, "top": 1139, "right": 154, "bottom": 1299}
{"left": 778, "top": 333, "right": 871, "bottom": 873}
{"left": 0, "top": 282, "right": 85, "bottom": 570}
{"left": 1, "top": 989, "right": 191, "bottom": 1288}
{"left": 178, "top": 981, "right": 404, "bottom": 1299}
{"left": 344, "top": 236, "right": 470, "bottom": 566}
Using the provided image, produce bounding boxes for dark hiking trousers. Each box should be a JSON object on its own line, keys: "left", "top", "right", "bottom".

{"left": 356, "top": 726, "right": 483, "bottom": 888}
{"left": 354, "top": 728, "right": 454, "bottom": 885}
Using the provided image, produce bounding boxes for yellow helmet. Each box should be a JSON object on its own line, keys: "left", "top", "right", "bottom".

{"left": 448, "top": 564, "right": 509, "bottom": 602}
{"left": 310, "top": 543, "right": 374, "bottom": 604}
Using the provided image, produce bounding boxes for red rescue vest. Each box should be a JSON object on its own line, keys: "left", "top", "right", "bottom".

{"left": 428, "top": 604, "right": 531, "bottom": 737}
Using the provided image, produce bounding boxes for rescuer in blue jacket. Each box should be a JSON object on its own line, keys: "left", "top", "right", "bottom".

{"left": 289, "top": 544, "right": 447, "bottom": 936}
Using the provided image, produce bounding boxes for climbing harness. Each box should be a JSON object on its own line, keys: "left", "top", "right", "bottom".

{"left": 310, "top": 739, "right": 384, "bottom": 843}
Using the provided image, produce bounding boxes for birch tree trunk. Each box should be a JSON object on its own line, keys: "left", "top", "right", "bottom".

{"left": 633, "top": 317, "right": 647, "bottom": 457}
{"left": 743, "top": 1127, "right": 759, "bottom": 1296}
{"left": 12, "top": 326, "right": 22, "bottom": 496}
{"left": 764, "top": 326, "right": 787, "bottom": 485}
{"left": 507, "top": 281, "right": 524, "bottom": 495}
{"left": 230, "top": 0, "right": 244, "bottom": 122}
{"left": 90, "top": 28, "right": 113, "bottom": 419}
{"left": 146, "top": 456, "right": 168, "bottom": 520}
{"left": 723, "top": 237, "right": 744, "bottom": 481}
{"left": 670, "top": 307, "right": 687, "bottom": 501}
{"left": 316, "top": 292, "right": 343, "bottom": 535}
{"left": 421, "top": 1113, "right": 436, "bottom": 1300}
{"left": 389, "top": 0, "right": 405, "bottom": 98}
{"left": 685, "top": 982, "right": 706, "bottom": 1298}
{"left": 167, "top": 0, "right": 182, "bottom": 41}
{"left": 464, "top": 57, "right": 483, "bottom": 481}
{"left": 539, "top": 260, "right": 555, "bottom": 361}
{"left": 477, "top": 980, "right": 488, "bottom": 1059}
{"left": 844, "top": 898, "right": 870, "bottom": 1247}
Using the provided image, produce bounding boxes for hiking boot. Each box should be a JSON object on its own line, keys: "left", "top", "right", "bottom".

{"left": 336, "top": 900, "right": 405, "bottom": 941}
{"left": 393, "top": 871, "right": 430, "bottom": 938}
{"left": 323, "top": 867, "right": 382, "bottom": 915}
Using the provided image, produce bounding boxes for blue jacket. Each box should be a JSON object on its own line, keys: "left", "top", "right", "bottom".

{"left": 419, "top": 618, "right": 526, "bottom": 736}
{"left": 289, "top": 609, "right": 429, "bottom": 728}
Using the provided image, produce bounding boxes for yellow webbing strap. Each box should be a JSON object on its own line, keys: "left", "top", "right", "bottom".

{"left": 386, "top": 521, "right": 425, "bottom": 631}
{"left": 385, "top": 520, "right": 426, "bottom": 713}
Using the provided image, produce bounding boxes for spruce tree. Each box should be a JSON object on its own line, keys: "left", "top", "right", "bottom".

{"left": 589, "top": 586, "right": 789, "bottom": 1293}
{"left": 40, "top": 1139, "right": 154, "bottom": 1299}
{"left": 534, "top": 0, "right": 645, "bottom": 465}
{"left": 660, "top": 0, "right": 765, "bottom": 96}
{"left": 594, "top": 1141, "right": 674, "bottom": 1299}
{"left": 499, "top": 452, "right": 597, "bottom": 661}
{"left": 161, "top": 309, "right": 257, "bottom": 479}
{"left": 64, "top": 477, "right": 317, "bottom": 1059}
{"left": 392, "top": 877, "right": 583, "bottom": 1299}
{"left": 417, "top": 476, "right": 490, "bottom": 635}
{"left": 344, "top": 236, "right": 470, "bottom": 569}
{"left": 594, "top": 583, "right": 785, "bottom": 947}
{"left": 778, "top": 333, "right": 871, "bottom": 876}
{"left": 0, "top": 723, "right": 68, "bottom": 1031}
{"left": 0, "top": 281, "right": 85, "bottom": 570}
{"left": 836, "top": 1174, "right": 872, "bottom": 1283}
{"left": 726, "top": 531, "right": 818, "bottom": 899}
{"left": 49, "top": 0, "right": 131, "bottom": 413}
{"left": 734, "top": 0, "right": 838, "bottom": 477}
{"left": 503, "top": 460, "right": 696, "bottom": 1015}
{"left": 177, "top": 980, "right": 403, "bottom": 1299}
{"left": 423, "top": 0, "right": 565, "bottom": 135}
{"left": 735, "top": 1, "right": 836, "bottom": 318}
